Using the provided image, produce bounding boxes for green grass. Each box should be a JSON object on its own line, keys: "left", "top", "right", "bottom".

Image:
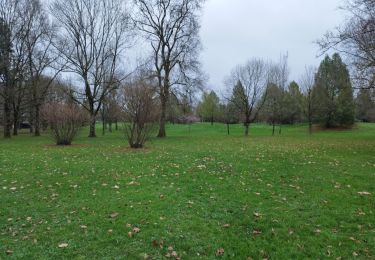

{"left": 1, "top": 123, "right": 374, "bottom": 259}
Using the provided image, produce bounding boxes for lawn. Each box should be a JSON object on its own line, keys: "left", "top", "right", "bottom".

{"left": 0, "top": 123, "right": 374, "bottom": 259}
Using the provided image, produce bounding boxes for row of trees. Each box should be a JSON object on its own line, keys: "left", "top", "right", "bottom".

{"left": 197, "top": 53, "right": 373, "bottom": 135}
{"left": 0, "top": 0, "right": 205, "bottom": 140}
{"left": 1, "top": 0, "right": 374, "bottom": 144}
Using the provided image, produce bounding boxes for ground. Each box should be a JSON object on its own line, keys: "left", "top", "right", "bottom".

{"left": 0, "top": 123, "right": 374, "bottom": 259}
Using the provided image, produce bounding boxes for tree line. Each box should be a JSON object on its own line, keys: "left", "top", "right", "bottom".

{"left": 0, "top": 0, "right": 374, "bottom": 146}
{"left": 197, "top": 53, "right": 374, "bottom": 136}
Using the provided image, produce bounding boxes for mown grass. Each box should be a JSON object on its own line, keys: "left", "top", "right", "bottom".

{"left": 0, "top": 123, "right": 374, "bottom": 259}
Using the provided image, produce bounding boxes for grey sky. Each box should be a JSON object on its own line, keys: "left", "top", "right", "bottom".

{"left": 200, "top": 0, "right": 346, "bottom": 92}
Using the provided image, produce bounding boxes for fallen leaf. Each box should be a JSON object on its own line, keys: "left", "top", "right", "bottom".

{"left": 216, "top": 248, "right": 225, "bottom": 256}
{"left": 80, "top": 225, "right": 87, "bottom": 229}
{"left": 110, "top": 212, "right": 119, "bottom": 219}
{"left": 223, "top": 224, "right": 230, "bottom": 228}
{"left": 6, "top": 250, "right": 13, "bottom": 255}
{"left": 357, "top": 192, "right": 371, "bottom": 196}
{"left": 128, "top": 231, "right": 133, "bottom": 238}
{"left": 133, "top": 227, "right": 140, "bottom": 233}
{"left": 58, "top": 243, "right": 68, "bottom": 248}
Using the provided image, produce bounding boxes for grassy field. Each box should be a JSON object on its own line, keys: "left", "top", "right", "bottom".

{"left": 0, "top": 123, "right": 374, "bottom": 259}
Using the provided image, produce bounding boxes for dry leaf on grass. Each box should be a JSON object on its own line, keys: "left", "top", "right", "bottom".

{"left": 110, "top": 212, "right": 119, "bottom": 219}
{"left": 58, "top": 243, "right": 68, "bottom": 248}
{"left": 357, "top": 192, "right": 371, "bottom": 196}
{"left": 216, "top": 248, "right": 225, "bottom": 256}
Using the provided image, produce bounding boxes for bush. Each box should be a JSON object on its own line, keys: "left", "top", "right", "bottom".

{"left": 42, "top": 102, "right": 87, "bottom": 145}
{"left": 121, "top": 80, "right": 159, "bottom": 149}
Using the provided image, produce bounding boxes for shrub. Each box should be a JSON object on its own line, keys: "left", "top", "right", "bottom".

{"left": 121, "top": 80, "right": 159, "bottom": 149}
{"left": 42, "top": 102, "right": 87, "bottom": 145}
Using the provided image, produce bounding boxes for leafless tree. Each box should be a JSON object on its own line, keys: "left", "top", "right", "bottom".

{"left": 226, "top": 58, "right": 269, "bottom": 136}
{"left": 0, "top": 0, "right": 59, "bottom": 137}
{"left": 121, "top": 78, "right": 159, "bottom": 149}
{"left": 0, "top": 0, "right": 30, "bottom": 138}
{"left": 318, "top": 0, "right": 375, "bottom": 89}
{"left": 300, "top": 66, "right": 317, "bottom": 134}
{"left": 24, "top": 1, "right": 61, "bottom": 136}
{"left": 50, "top": 0, "right": 131, "bottom": 137}
{"left": 133, "top": 0, "right": 205, "bottom": 138}
{"left": 42, "top": 102, "right": 87, "bottom": 145}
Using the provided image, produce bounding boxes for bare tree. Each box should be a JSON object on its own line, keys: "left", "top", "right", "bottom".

{"left": 300, "top": 66, "right": 317, "bottom": 134}
{"left": 318, "top": 0, "right": 375, "bottom": 89}
{"left": 24, "top": 0, "right": 61, "bottom": 136}
{"left": 226, "top": 58, "right": 269, "bottom": 136}
{"left": 133, "top": 0, "right": 204, "bottom": 138}
{"left": 0, "top": 0, "right": 30, "bottom": 138}
{"left": 0, "top": 16, "right": 12, "bottom": 138}
{"left": 121, "top": 78, "right": 159, "bottom": 149}
{"left": 50, "top": 0, "right": 131, "bottom": 137}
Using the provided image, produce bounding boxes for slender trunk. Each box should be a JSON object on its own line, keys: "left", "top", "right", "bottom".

{"left": 308, "top": 99, "right": 313, "bottom": 134}
{"left": 89, "top": 113, "right": 96, "bottom": 138}
{"left": 227, "top": 123, "right": 230, "bottom": 135}
{"left": 102, "top": 120, "right": 105, "bottom": 136}
{"left": 34, "top": 105, "right": 41, "bottom": 137}
{"left": 279, "top": 123, "right": 282, "bottom": 135}
{"left": 13, "top": 110, "right": 19, "bottom": 136}
{"left": 115, "top": 121, "right": 118, "bottom": 131}
{"left": 211, "top": 114, "right": 214, "bottom": 125}
{"left": 157, "top": 94, "right": 167, "bottom": 138}
{"left": 272, "top": 121, "right": 275, "bottom": 136}
{"left": 3, "top": 100, "right": 12, "bottom": 138}
{"left": 109, "top": 122, "right": 112, "bottom": 132}
{"left": 245, "top": 123, "right": 249, "bottom": 136}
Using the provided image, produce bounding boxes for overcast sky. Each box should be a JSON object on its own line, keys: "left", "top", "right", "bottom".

{"left": 200, "top": 0, "right": 346, "bottom": 92}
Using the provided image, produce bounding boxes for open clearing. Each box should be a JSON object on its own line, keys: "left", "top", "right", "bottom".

{"left": 1, "top": 124, "right": 374, "bottom": 259}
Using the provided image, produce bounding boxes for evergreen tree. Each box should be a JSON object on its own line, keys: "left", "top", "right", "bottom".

{"left": 313, "top": 54, "right": 355, "bottom": 128}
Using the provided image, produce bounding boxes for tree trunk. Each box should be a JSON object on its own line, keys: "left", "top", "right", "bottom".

{"left": 272, "top": 121, "right": 275, "bottom": 136}
{"left": 34, "top": 105, "right": 41, "bottom": 137}
{"left": 13, "top": 110, "right": 19, "bottom": 136}
{"left": 279, "top": 123, "right": 282, "bottom": 135}
{"left": 157, "top": 94, "right": 167, "bottom": 138}
{"left": 3, "top": 100, "right": 12, "bottom": 138}
{"left": 115, "top": 121, "right": 118, "bottom": 131}
{"left": 109, "top": 122, "right": 112, "bottom": 132}
{"left": 89, "top": 113, "right": 96, "bottom": 137}
{"left": 244, "top": 123, "right": 250, "bottom": 136}
{"left": 227, "top": 123, "right": 230, "bottom": 135}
